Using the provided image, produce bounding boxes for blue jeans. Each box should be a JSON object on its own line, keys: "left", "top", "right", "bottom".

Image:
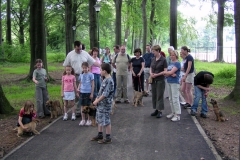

{"left": 93, "top": 73, "right": 101, "bottom": 100}
{"left": 112, "top": 72, "right": 117, "bottom": 95}
{"left": 17, "top": 117, "right": 32, "bottom": 127}
{"left": 191, "top": 86, "right": 208, "bottom": 115}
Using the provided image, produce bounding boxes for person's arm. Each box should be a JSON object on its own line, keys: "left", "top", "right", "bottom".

{"left": 73, "top": 78, "right": 79, "bottom": 97}
{"left": 183, "top": 61, "right": 192, "bottom": 81}
{"left": 32, "top": 70, "right": 38, "bottom": 84}
{"left": 164, "top": 66, "right": 178, "bottom": 76}
{"left": 61, "top": 77, "right": 64, "bottom": 98}
{"left": 138, "top": 61, "right": 145, "bottom": 76}
{"left": 18, "top": 116, "right": 28, "bottom": 129}
{"left": 90, "top": 79, "right": 94, "bottom": 99}
{"left": 197, "top": 84, "right": 210, "bottom": 91}
{"left": 77, "top": 81, "right": 82, "bottom": 93}
{"left": 130, "top": 61, "right": 136, "bottom": 76}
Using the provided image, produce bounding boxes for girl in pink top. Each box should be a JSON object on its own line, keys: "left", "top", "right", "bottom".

{"left": 90, "top": 47, "right": 101, "bottom": 100}
{"left": 61, "top": 65, "right": 79, "bottom": 121}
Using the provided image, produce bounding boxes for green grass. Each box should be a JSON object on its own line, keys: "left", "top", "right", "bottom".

{"left": 194, "top": 61, "right": 236, "bottom": 87}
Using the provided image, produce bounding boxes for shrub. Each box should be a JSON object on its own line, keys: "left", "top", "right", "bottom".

{"left": 215, "top": 67, "right": 236, "bottom": 78}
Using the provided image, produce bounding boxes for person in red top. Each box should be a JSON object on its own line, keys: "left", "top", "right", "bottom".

{"left": 160, "top": 51, "right": 166, "bottom": 57}
{"left": 17, "top": 100, "right": 36, "bottom": 131}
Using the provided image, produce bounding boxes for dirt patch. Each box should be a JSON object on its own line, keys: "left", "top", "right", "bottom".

{"left": 0, "top": 64, "right": 239, "bottom": 159}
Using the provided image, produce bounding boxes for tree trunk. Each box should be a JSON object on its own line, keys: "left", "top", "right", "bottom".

{"left": 19, "top": 4, "right": 25, "bottom": 45}
{"left": 65, "top": 0, "right": 73, "bottom": 56}
{"left": 0, "top": 0, "right": 4, "bottom": 60}
{"left": 131, "top": 26, "right": 135, "bottom": 54}
{"left": 141, "top": 0, "right": 147, "bottom": 54}
{"left": 114, "top": 0, "right": 122, "bottom": 45}
{"left": 6, "top": 0, "right": 12, "bottom": 45}
{"left": 89, "top": 0, "right": 97, "bottom": 49}
{"left": 0, "top": 84, "right": 14, "bottom": 114}
{"left": 216, "top": 0, "right": 225, "bottom": 62}
{"left": 170, "top": 0, "right": 177, "bottom": 50}
{"left": 149, "top": 0, "right": 155, "bottom": 46}
{"left": 28, "top": 0, "right": 48, "bottom": 81}
{"left": 123, "top": 27, "right": 129, "bottom": 46}
{"left": 72, "top": 0, "right": 78, "bottom": 43}
{"left": 227, "top": 0, "right": 240, "bottom": 100}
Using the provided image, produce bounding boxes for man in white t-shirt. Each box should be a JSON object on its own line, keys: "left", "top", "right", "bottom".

{"left": 63, "top": 40, "right": 100, "bottom": 117}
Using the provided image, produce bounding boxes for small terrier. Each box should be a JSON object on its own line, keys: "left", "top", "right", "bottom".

{"left": 210, "top": 99, "right": 227, "bottom": 122}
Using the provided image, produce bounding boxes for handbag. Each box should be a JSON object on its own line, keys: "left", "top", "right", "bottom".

{"left": 148, "top": 76, "right": 152, "bottom": 84}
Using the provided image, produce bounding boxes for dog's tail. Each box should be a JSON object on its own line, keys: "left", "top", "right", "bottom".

{"left": 13, "top": 127, "right": 18, "bottom": 131}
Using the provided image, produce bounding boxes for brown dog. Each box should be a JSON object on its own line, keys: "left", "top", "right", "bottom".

{"left": 132, "top": 90, "right": 144, "bottom": 107}
{"left": 89, "top": 104, "right": 96, "bottom": 127}
{"left": 14, "top": 119, "right": 40, "bottom": 137}
{"left": 46, "top": 100, "right": 62, "bottom": 119}
{"left": 210, "top": 99, "right": 227, "bottom": 122}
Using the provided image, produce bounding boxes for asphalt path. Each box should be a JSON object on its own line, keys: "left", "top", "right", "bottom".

{"left": 4, "top": 73, "right": 218, "bottom": 160}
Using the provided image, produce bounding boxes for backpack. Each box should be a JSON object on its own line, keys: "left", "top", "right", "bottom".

{"left": 114, "top": 54, "right": 131, "bottom": 63}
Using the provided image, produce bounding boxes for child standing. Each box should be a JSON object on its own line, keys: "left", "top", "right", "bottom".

{"left": 32, "top": 59, "right": 50, "bottom": 118}
{"left": 17, "top": 100, "right": 36, "bottom": 131}
{"left": 78, "top": 62, "right": 94, "bottom": 126}
{"left": 91, "top": 63, "right": 114, "bottom": 144}
{"left": 61, "top": 65, "right": 79, "bottom": 121}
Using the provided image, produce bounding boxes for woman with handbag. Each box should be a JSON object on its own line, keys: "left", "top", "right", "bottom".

{"left": 150, "top": 45, "right": 168, "bottom": 118}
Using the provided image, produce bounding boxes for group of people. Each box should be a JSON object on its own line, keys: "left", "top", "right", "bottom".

{"left": 17, "top": 40, "right": 215, "bottom": 144}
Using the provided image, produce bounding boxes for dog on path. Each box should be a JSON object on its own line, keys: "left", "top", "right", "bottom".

{"left": 46, "top": 100, "right": 63, "bottom": 119}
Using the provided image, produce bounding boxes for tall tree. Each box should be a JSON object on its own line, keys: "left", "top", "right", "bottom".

{"left": 0, "top": 84, "right": 14, "bottom": 114}
{"left": 6, "top": 0, "right": 12, "bottom": 45}
{"left": 27, "top": 0, "right": 48, "bottom": 80}
{"left": 216, "top": 0, "right": 226, "bottom": 61}
{"left": 228, "top": 0, "right": 240, "bottom": 100}
{"left": 114, "top": 0, "right": 122, "bottom": 45}
{"left": 0, "top": 0, "right": 3, "bottom": 59}
{"left": 149, "top": 0, "right": 155, "bottom": 46}
{"left": 89, "top": 0, "right": 97, "bottom": 49}
{"left": 11, "top": 0, "right": 30, "bottom": 45}
{"left": 65, "top": 0, "right": 73, "bottom": 55}
{"left": 141, "top": 0, "right": 147, "bottom": 54}
{"left": 170, "top": 0, "right": 177, "bottom": 49}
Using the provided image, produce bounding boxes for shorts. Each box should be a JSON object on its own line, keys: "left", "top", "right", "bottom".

{"left": 78, "top": 93, "right": 91, "bottom": 106}
{"left": 96, "top": 109, "right": 111, "bottom": 126}
{"left": 144, "top": 68, "right": 150, "bottom": 80}
{"left": 186, "top": 73, "right": 195, "bottom": 84}
{"left": 63, "top": 91, "right": 75, "bottom": 100}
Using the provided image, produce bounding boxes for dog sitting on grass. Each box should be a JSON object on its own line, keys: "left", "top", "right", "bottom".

{"left": 210, "top": 99, "right": 228, "bottom": 122}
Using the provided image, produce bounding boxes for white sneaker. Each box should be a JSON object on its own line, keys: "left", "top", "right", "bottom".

{"left": 63, "top": 113, "right": 68, "bottom": 121}
{"left": 166, "top": 113, "right": 174, "bottom": 119}
{"left": 86, "top": 120, "right": 92, "bottom": 126}
{"left": 71, "top": 113, "right": 76, "bottom": 121}
{"left": 79, "top": 120, "right": 85, "bottom": 126}
{"left": 171, "top": 115, "right": 180, "bottom": 122}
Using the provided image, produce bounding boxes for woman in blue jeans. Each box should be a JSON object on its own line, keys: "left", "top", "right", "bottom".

{"left": 190, "top": 71, "right": 214, "bottom": 118}
{"left": 90, "top": 47, "right": 102, "bottom": 100}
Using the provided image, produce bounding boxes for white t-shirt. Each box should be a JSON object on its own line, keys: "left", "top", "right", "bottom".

{"left": 63, "top": 50, "right": 95, "bottom": 74}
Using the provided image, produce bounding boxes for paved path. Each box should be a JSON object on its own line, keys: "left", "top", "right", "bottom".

{"left": 4, "top": 74, "right": 219, "bottom": 160}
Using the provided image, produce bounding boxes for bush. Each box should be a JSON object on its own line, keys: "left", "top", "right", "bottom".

{"left": 47, "top": 51, "right": 65, "bottom": 63}
{"left": 3, "top": 44, "right": 30, "bottom": 63}
{"left": 215, "top": 67, "right": 236, "bottom": 78}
